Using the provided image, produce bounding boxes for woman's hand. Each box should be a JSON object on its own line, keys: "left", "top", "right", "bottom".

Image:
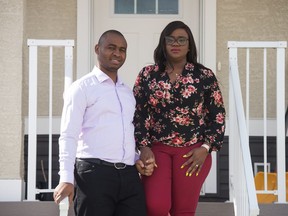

{"left": 136, "top": 159, "right": 154, "bottom": 176}
{"left": 181, "top": 146, "right": 208, "bottom": 177}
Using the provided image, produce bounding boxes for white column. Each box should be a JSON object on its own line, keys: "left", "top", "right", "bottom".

{"left": 77, "top": 0, "right": 94, "bottom": 79}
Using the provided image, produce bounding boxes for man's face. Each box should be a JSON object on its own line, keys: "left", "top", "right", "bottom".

{"left": 95, "top": 33, "right": 127, "bottom": 74}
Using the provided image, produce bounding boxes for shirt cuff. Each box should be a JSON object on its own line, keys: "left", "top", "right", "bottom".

{"left": 59, "top": 171, "right": 74, "bottom": 185}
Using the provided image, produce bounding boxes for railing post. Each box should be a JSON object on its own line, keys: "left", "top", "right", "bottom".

{"left": 276, "top": 44, "right": 286, "bottom": 203}
{"left": 64, "top": 41, "right": 74, "bottom": 90}
{"left": 228, "top": 47, "right": 237, "bottom": 203}
{"left": 27, "top": 40, "right": 38, "bottom": 201}
{"left": 229, "top": 42, "right": 260, "bottom": 216}
{"left": 59, "top": 197, "right": 69, "bottom": 216}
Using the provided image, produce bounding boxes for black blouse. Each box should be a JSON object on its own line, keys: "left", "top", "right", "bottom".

{"left": 133, "top": 62, "right": 226, "bottom": 151}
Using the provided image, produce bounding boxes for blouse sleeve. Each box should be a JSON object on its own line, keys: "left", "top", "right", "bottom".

{"left": 133, "top": 67, "right": 152, "bottom": 149}
{"left": 203, "top": 70, "right": 226, "bottom": 151}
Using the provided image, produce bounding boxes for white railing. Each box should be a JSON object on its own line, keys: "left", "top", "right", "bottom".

{"left": 59, "top": 197, "right": 69, "bottom": 216}
{"left": 27, "top": 39, "right": 74, "bottom": 201}
{"left": 228, "top": 41, "right": 287, "bottom": 216}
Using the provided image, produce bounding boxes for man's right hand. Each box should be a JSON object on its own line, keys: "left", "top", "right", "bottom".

{"left": 53, "top": 182, "right": 74, "bottom": 205}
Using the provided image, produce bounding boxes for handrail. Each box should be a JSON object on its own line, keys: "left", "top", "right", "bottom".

{"left": 27, "top": 39, "right": 74, "bottom": 201}
{"left": 59, "top": 197, "right": 69, "bottom": 216}
{"left": 228, "top": 41, "right": 287, "bottom": 215}
{"left": 228, "top": 44, "right": 259, "bottom": 216}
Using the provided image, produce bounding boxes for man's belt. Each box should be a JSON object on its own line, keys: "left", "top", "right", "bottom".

{"left": 76, "top": 158, "right": 132, "bottom": 170}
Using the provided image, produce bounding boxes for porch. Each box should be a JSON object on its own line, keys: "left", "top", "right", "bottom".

{"left": 0, "top": 201, "right": 287, "bottom": 216}
{"left": 5, "top": 40, "right": 286, "bottom": 216}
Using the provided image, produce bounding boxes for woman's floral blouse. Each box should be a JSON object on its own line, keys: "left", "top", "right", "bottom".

{"left": 133, "top": 62, "right": 226, "bottom": 151}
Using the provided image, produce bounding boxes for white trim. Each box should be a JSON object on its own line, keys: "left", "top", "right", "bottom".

{"left": 0, "top": 180, "right": 24, "bottom": 201}
{"left": 200, "top": 0, "right": 217, "bottom": 72}
{"left": 109, "top": 0, "right": 183, "bottom": 18}
{"left": 24, "top": 116, "right": 61, "bottom": 135}
{"left": 276, "top": 45, "right": 286, "bottom": 203}
{"left": 24, "top": 117, "right": 283, "bottom": 136}
{"left": 225, "top": 118, "right": 286, "bottom": 136}
{"left": 76, "top": 0, "right": 94, "bottom": 79}
{"left": 27, "top": 39, "right": 74, "bottom": 47}
{"left": 27, "top": 44, "right": 38, "bottom": 201}
{"left": 203, "top": 151, "right": 217, "bottom": 193}
{"left": 228, "top": 41, "right": 287, "bottom": 48}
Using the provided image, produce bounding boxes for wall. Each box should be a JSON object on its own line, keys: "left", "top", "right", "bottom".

{"left": 23, "top": 0, "right": 77, "bottom": 116}
{"left": 0, "top": 0, "right": 26, "bottom": 201}
{"left": 0, "top": 0, "right": 76, "bottom": 201}
{"left": 22, "top": 0, "right": 288, "bottom": 132}
{"left": 217, "top": 0, "right": 288, "bottom": 118}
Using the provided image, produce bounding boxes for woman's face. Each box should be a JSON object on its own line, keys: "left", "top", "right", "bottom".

{"left": 165, "top": 28, "right": 189, "bottom": 63}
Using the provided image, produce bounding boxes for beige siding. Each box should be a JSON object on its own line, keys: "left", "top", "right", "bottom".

{"left": 0, "top": 0, "right": 76, "bottom": 179}
{"left": 217, "top": 0, "right": 288, "bottom": 118}
{"left": 23, "top": 0, "right": 77, "bottom": 116}
{"left": 0, "top": 0, "right": 26, "bottom": 178}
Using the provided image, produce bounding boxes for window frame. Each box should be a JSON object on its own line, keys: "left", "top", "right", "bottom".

{"left": 111, "top": 0, "right": 182, "bottom": 18}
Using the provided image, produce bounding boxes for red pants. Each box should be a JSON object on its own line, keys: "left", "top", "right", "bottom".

{"left": 142, "top": 142, "right": 212, "bottom": 216}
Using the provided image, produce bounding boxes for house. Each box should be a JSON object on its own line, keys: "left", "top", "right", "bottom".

{"left": 0, "top": 0, "right": 287, "bottom": 215}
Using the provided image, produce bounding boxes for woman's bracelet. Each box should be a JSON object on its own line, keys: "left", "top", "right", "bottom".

{"left": 201, "top": 144, "right": 212, "bottom": 153}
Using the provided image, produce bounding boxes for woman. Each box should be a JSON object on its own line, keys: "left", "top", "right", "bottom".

{"left": 133, "top": 21, "right": 226, "bottom": 216}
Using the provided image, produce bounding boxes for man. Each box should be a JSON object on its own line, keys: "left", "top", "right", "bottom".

{"left": 53, "top": 30, "right": 153, "bottom": 216}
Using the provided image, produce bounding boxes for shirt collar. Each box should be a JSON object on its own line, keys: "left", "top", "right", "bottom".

{"left": 92, "top": 66, "right": 124, "bottom": 85}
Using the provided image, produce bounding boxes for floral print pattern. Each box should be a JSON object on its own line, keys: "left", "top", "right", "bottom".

{"left": 133, "top": 63, "right": 226, "bottom": 151}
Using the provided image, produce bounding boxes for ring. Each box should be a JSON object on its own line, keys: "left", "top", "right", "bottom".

{"left": 195, "top": 164, "right": 199, "bottom": 167}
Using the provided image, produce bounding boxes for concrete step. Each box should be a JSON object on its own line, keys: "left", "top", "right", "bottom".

{"left": 196, "top": 202, "right": 234, "bottom": 216}
{"left": 0, "top": 201, "right": 232, "bottom": 216}
{"left": 0, "top": 201, "right": 287, "bottom": 216}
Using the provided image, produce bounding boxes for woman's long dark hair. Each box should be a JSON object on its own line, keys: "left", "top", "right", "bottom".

{"left": 154, "top": 21, "right": 198, "bottom": 72}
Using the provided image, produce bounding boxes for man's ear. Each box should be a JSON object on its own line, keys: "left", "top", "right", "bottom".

{"left": 95, "top": 44, "right": 99, "bottom": 54}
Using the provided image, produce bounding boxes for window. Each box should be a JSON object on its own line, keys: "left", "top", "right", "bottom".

{"left": 114, "top": 0, "right": 178, "bottom": 14}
